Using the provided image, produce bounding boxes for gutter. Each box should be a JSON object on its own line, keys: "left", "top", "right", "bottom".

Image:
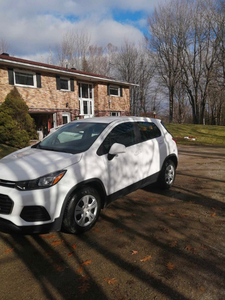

{"left": 0, "top": 58, "right": 138, "bottom": 87}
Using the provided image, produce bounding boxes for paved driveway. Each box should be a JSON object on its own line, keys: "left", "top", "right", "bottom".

{"left": 0, "top": 145, "right": 225, "bottom": 300}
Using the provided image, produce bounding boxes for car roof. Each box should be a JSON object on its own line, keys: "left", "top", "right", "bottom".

{"left": 72, "top": 116, "right": 160, "bottom": 125}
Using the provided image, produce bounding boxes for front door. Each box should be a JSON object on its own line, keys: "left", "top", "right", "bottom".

{"left": 97, "top": 122, "right": 142, "bottom": 195}
{"left": 79, "top": 83, "right": 94, "bottom": 118}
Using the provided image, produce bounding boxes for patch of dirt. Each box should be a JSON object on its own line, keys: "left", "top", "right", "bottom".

{"left": 0, "top": 145, "right": 225, "bottom": 300}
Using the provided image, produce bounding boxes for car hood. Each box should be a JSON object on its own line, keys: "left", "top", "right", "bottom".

{"left": 0, "top": 147, "right": 82, "bottom": 181}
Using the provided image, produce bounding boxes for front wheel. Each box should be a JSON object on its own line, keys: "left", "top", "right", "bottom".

{"left": 62, "top": 187, "right": 101, "bottom": 234}
{"left": 158, "top": 160, "right": 176, "bottom": 189}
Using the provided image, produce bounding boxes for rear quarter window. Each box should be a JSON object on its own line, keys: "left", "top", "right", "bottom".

{"left": 137, "top": 122, "right": 161, "bottom": 142}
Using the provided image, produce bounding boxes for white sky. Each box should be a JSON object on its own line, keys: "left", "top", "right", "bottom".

{"left": 0, "top": 0, "right": 167, "bottom": 62}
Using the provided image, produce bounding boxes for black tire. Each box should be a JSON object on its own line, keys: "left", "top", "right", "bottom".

{"left": 62, "top": 187, "right": 101, "bottom": 234}
{"left": 158, "top": 160, "right": 176, "bottom": 189}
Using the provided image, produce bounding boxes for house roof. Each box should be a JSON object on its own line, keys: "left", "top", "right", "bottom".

{"left": 0, "top": 53, "right": 136, "bottom": 87}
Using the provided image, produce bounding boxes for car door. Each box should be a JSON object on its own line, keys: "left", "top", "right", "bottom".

{"left": 97, "top": 122, "right": 142, "bottom": 196}
{"left": 135, "top": 121, "right": 163, "bottom": 180}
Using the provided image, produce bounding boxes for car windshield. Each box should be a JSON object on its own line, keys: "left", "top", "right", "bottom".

{"left": 33, "top": 122, "right": 108, "bottom": 154}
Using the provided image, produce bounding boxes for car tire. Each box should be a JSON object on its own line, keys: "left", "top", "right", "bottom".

{"left": 158, "top": 159, "right": 176, "bottom": 189}
{"left": 62, "top": 187, "right": 101, "bottom": 234}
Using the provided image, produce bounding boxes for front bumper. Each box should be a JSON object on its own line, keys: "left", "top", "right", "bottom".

{"left": 0, "top": 181, "right": 69, "bottom": 232}
{"left": 0, "top": 217, "right": 61, "bottom": 234}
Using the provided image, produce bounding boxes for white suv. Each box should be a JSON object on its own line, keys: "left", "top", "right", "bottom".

{"left": 0, "top": 117, "right": 178, "bottom": 234}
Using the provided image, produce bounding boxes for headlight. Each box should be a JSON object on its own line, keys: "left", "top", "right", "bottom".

{"left": 16, "top": 170, "right": 66, "bottom": 190}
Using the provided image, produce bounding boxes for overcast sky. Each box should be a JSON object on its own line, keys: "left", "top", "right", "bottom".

{"left": 0, "top": 0, "right": 165, "bottom": 63}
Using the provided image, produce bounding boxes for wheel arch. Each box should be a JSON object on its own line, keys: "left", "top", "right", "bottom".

{"left": 57, "top": 178, "right": 107, "bottom": 230}
{"left": 162, "top": 154, "right": 178, "bottom": 169}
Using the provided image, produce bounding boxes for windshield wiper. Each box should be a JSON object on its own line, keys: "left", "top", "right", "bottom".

{"left": 36, "top": 145, "right": 74, "bottom": 154}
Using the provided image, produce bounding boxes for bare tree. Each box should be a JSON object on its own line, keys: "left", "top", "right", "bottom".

{"left": 0, "top": 38, "right": 10, "bottom": 54}
{"left": 56, "top": 30, "right": 91, "bottom": 70}
{"left": 216, "top": 0, "right": 225, "bottom": 81}
{"left": 147, "top": 0, "right": 190, "bottom": 122}
{"left": 179, "top": 0, "right": 220, "bottom": 124}
{"left": 112, "top": 39, "right": 155, "bottom": 115}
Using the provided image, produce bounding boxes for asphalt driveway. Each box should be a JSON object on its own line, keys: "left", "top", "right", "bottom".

{"left": 0, "top": 145, "right": 225, "bottom": 300}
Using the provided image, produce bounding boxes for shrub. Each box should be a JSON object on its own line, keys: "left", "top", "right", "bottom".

{"left": 0, "top": 88, "right": 38, "bottom": 148}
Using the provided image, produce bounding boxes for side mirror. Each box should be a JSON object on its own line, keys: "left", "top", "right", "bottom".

{"left": 108, "top": 143, "right": 126, "bottom": 160}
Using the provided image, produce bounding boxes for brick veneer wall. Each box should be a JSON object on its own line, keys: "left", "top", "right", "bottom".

{"left": 94, "top": 83, "right": 130, "bottom": 113}
{"left": 0, "top": 65, "right": 131, "bottom": 122}
{"left": 0, "top": 66, "right": 79, "bottom": 111}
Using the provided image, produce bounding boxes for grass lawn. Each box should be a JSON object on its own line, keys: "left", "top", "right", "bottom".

{"left": 0, "top": 144, "right": 18, "bottom": 159}
{"left": 166, "top": 123, "right": 225, "bottom": 146}
{"left": 0, "top": 124, "right": 224, "bottom": 160}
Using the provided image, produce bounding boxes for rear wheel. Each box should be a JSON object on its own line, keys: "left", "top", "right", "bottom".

{"left": 62, "top": 187, "right": 101, "bottom": 234}
{"left": 158, "top": 160, "right": 176, "bottom": 189}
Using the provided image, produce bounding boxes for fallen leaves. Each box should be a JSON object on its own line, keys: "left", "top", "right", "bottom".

{"left": 82, "top": 259, "right": 92, "bottom": 266}
{"left": 77, "top": 260, "right": 92, "bottom": 274}
{"left": 4, "top": 248, "right": 14, "bottom": 254}
{"left": 51, "top": 239, "right": 63, "bottom": 246}
{"left": 131, "top": 250, "right": 138, "bottom": 255}
{"left": 140, "top": 255, "right": 152, "bottom": 262}
{"left": 67, "top": 244, "right": 76, "bottom": 257}
{"left": 54, "top": 265, "right": 65, "bottom": 272}
{"left": 185, "top": 244, "right": 197, "bottom": 254}
{"left": 169, "top": 241, "right": 177, "bottom": 248}
{"left": 104, "top": 278, "right": 117, "bottom": 285}
{"left": 166, "top": 262, "right": 175, "bottom": 270}
{"left": 200, "top": 286, "right": 205, "bottom": 292}
{"left": 40, "top": 234, "right": 56, "bottom": 240}
{"left": 169, "top": 213, "right": 176, "bottom": 217}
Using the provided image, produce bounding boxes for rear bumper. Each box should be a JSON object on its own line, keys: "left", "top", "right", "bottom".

{"left": 0, "top": 217, "right": 61, "bottom": 234}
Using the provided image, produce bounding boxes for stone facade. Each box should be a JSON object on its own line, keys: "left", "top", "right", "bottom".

{"left": 0, "top": 61, "right": 130, "bottom": 132}
{"left": 94, "top": 83, "right": 130, "bottom": 117}
{"left": 0, "top": 66, "right": 79, "bottom": 111}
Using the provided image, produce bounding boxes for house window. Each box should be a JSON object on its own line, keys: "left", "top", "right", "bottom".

{"left": 109, "top": 85, "right": 120, "bottom": 96}
{"left": 79, "top": 83, "right": 94, "bottom": 117}
{"left": 107, "top": 85, "right": 123, "bottom": 97}
{"left": 14, "top": 70, "right": 37, "bottom": 87}
{"left": 60, "top": 78, "right": 69, "bottom": 90}
{"left": 56, "top": 76, "right": 74, "bottom": 91}
{"left": 110, "top": 112, "right": 120, "bottom": 117}
{"left": 8, "top": 69, "right": 41, "bottom": 88}
{"left": 62, "top": 112, "right": 71, "bottom": 124}
{"left": 60, "top": 78, "right": 70, "bottom": 91}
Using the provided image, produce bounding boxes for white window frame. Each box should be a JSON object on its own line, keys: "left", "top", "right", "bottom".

{"left": 109, "top": 85, "right": 120, "bottom": 97}
{"left": 110, "top": 112, "right": 121, "bottom": 117}
{"left": 60, "top": 77, "right": 71, "bottom": 91}
{"left": 79, "top": 82, "right": 94, "bottom": 117}
{"left": 62, "top": 112, "right": 71, "bottom": 124}
{"left": 14, "top": 69, "right": 37, "bottom": 88}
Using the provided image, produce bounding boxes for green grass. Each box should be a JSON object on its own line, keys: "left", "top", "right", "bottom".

{"left": 0, "top": 144, "right": 18, "bottom": 159}
{"left": 0, "top": 124, "right": 224, "bottom": 159}
{"left": 166, "top": 123, "right": 225, "bottom": 146}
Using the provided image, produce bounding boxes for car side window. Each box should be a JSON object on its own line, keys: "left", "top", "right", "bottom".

{"left": 97, "top": 122, "right": 136, "bottom": 156}
{"left": 137, "top": 122, "right": 161, "bottom": 142}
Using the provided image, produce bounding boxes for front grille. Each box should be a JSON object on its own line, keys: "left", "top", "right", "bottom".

{"left": 20, "top": 206, "right": 51, "bottom": 222}
{"left": 0, "top": 194, "right": 14, "bottom": 214}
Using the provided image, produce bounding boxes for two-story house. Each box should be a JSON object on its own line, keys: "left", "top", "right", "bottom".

{"left": 0, "top": 53, "right": 133, "bottom": 136}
